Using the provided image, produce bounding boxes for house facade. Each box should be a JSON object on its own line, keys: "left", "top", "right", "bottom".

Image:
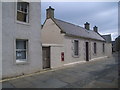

{"left": 2, "top": 1, "right": 42, "bottom": 78}
{"left": 41, "top": 6, "right": 112, "bottom": 69}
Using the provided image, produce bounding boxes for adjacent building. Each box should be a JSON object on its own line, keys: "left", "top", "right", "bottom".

{"left": 115, "top": 35, "right": 120, "bottom": 52}
{"left": 41, "top": 6, "right": 112, "bottom": 69}
{"left": 2, "top": 2, "right": 42, "bottom": 78}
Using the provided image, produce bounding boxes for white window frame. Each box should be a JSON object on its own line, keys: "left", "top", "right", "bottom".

{"left": 16, "top": 1, "right": 29, "bottom": 24}
{"left": 73, "top": 40, "right": 79, "bottom": 57}
{"left": 15, "top": 39, "right": 28, "bottom": 64}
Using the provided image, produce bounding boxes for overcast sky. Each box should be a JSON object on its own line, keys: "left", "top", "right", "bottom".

{"left": 41, "top": 2, "right": 118, "bottom": 41}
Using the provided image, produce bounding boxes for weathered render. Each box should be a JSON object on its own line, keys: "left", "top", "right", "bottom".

{"left": 2, "top": 2, "right": 42, "bottom": 78}
{"left": 41, "top": 6, "right": 112, "bottom": 69}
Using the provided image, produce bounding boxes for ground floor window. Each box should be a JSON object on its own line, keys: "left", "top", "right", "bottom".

{"left": 103, "top": 43, "right": 105, "bottom": 53}
{"left": 16, "top": 39, "right": 28, "bottom": 63}
{"left": 74, "top": 40, "right": 79, "bottom": 56}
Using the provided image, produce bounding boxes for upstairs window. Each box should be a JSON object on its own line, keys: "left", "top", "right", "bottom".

{"left": 17, "top": 2, "right": 29, "bottom": 23}
{"left": 16, "top": 39, "right": 28, "bottom": 63}
{"left": 74, "top": 40, "right": 79, "bottom": 56}
{"left": 94, "top": 43, "right": 97, "bottom": 54}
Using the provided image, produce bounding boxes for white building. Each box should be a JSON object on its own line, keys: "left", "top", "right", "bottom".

{"left": 41, "top": 6, "right": 112, "bottom": 69}
{"left": 2, "top": 1, "right": 42, "bottom": 78}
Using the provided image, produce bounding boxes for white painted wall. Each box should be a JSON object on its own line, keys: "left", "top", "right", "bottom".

{"left": 41, "top": 19, "right": 64, "bottom": 44}
{"left": 2, "top": 2, "right": 42, "bottom": 78}
{"left": 105, "top": 43, "right": 112, "bottom": 57}
{"left": 50, "top": 45, "right": 64, "bottom": 68}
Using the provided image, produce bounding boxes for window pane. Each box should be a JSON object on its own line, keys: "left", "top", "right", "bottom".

{"left": 17, "top": 2, "right": 21, "bottom": 10}
{"left": 16, "top": 51, "right": 26, "bottom": 60}
{"left": 17, "top": 11, "right": 25, "bottom": 22}
{"left": 16, "top": 40, "right": 26, "bottom": 49}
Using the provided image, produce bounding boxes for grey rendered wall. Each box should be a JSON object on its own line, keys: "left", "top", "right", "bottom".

{"left": 90, "top": 40, "right": 107, "bottom": 60}
{"left": 105, "top": 43, "right": 112, "bottom": 57}
{"left": 63, "top": 36, "right": 86, "bottom": 64}
{"left": 63, "top": 35, "right": 109, "bottom": 64}
{"left": 2, "top": 2, "right": 42, "bottom": 78}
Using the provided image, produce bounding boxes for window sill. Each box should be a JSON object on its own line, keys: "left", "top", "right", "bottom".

{"left": 16, "top": 21, "right": 30, "bottom": 26}
{"left": 16, "top": 60, "right": 28, "bottom": 65}
{"left": 72, "top": 55, "right": 79, "bottom": 58}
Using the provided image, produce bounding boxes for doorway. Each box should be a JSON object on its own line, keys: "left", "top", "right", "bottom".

{"left": 42, "top": 47, "right": 50, "bottom": 69}
{"left": 85, "top": 42, "right": 89, "bottom": 61}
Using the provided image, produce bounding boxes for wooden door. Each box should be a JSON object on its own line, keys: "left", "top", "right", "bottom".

{"left": 42, "top": 47, "right": 50, "bottom": 69}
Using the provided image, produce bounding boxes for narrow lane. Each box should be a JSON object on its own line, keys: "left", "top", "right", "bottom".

{"left": 2, "top": 53, "right": 118, "bottom": 88}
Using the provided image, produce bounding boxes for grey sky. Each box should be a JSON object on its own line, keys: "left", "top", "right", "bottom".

{"left": 41, "top": 2, "right": 118, "bottom": 41}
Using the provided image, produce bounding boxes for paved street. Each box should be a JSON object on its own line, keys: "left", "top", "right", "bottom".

{"left": 2, "top": 53, "right": 119, "bottom": 88}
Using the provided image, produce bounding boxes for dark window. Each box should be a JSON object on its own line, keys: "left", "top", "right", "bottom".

{"left": 74, "top": 40, "right": 79, "bottom": 56}
{"left": 17, "top": 2, "right": 29, "bottom": 23}
{"left": 103, "top": 43, "right": 105, "bottom": 52}
{"left": 94, "top": 43, "right": 96, "bottom": 54}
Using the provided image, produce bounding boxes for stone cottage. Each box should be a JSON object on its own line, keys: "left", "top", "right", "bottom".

{"left": 41, "top": 6, "right": 112, "bottom": 69}
{"left": 2, "top": 1, "right": 42, "bottom": 78}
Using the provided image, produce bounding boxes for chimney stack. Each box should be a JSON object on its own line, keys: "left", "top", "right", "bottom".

{"left": 46, "top": 6, "right": 55, "bottom": 19}
{"left": 93, "top": 26, "right": 98, "bottom": 33}
{"left": 84, "top": 22, "right": 90, "bottom": 30}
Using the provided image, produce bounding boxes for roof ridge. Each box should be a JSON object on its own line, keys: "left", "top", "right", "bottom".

{"left": 51, "top": 18, "right": 105, "bottom": 41}
{"left": 53, "top": 18, "right": 99, "bottom": 33}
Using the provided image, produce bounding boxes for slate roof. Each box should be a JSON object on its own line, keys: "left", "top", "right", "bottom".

{"left": 102, "top": 34, "right": 111, "bottom": 43}
{"left": 52, "top": 18, "right": 105, "bottom": 41}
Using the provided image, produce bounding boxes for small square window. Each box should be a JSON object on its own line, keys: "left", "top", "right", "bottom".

{"left": 16, "top": 39, "right": 28, "bottom": 63}
{"left": 17, "top": 2, "right": 29, "bottom": 23}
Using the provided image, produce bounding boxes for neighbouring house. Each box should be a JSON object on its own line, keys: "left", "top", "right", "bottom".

{"left": 41, "top": 6, "right": 112, "bottom": 69}
{"left": 2, "top": 1, "right": 42, "bottom": 78}
{"left": 102, "top": 34, "right": 114, "bottom": 52}
{"left": 112, "top": 41, "right": 116, "bottom": 52}
{"left": 102, "top": 34, "right": 112, "bottom": 43}
{"left": 115, "top": 35, "right": 120, "bottom": 52}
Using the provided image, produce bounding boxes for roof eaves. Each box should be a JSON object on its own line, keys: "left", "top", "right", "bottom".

{"left": 65, "top": 33, "right": 105, "bottom": 42}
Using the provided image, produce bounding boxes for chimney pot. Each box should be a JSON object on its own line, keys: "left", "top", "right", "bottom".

{"left": 93, "top": 26, "right": 98, "bottom": 33}
{"left": 84, "top": 22, "right": 90, "bottom": 30}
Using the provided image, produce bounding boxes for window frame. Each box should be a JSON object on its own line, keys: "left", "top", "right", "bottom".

{"left": 15, "top": 39, "right": 28, "bottom": 64}
{"left": 73, "top": 40, "right": 79, "bottom": 57}
{"left": 103, "top": 43, "right": 105, "bottom": 53}
{"left": 94, "top": 42, "right": 97, "bottom": 54}
{"left": 16, "top": 1, "right": 30, "bottom": 24}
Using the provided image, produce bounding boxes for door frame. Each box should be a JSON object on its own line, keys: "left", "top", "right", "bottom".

{"left": 42, "top": 46, "right": 51, "bottom": 69}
